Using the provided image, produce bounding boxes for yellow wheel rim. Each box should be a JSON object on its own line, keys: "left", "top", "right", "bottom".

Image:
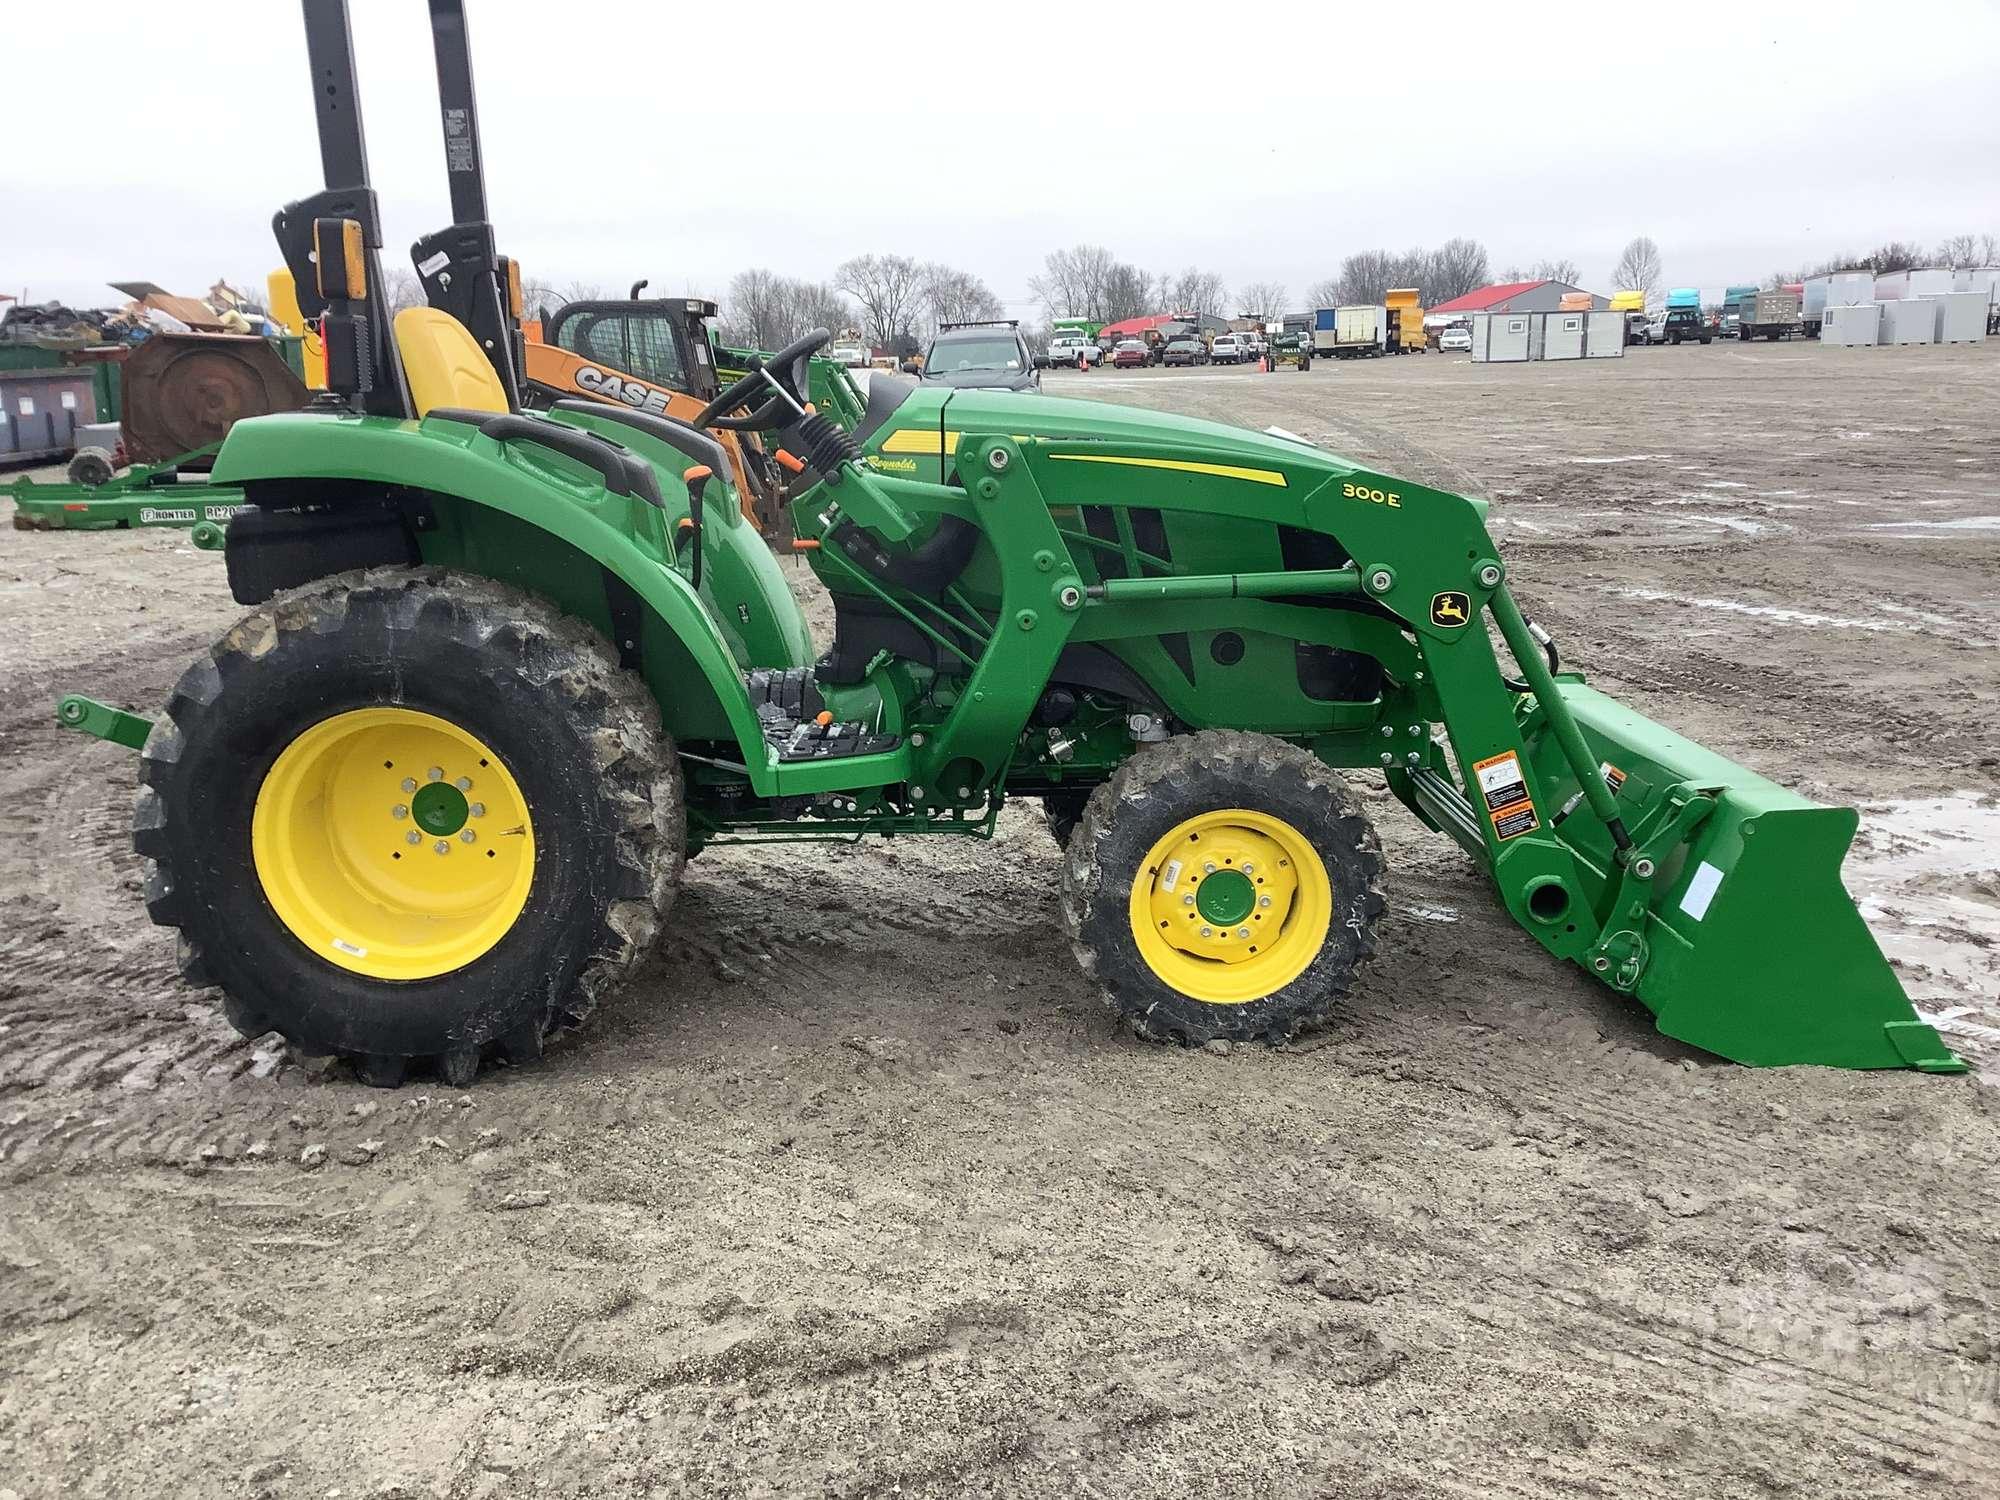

{"left": 251, "top": 708, "right": 535, "bottom": 981}
{"left": 1127, "top": 808, "right": 1332, "bottom": 1004}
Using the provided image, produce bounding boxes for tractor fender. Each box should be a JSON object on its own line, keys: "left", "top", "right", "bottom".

{"left": 210, "top": 411, "right": 778, "bottom": 792}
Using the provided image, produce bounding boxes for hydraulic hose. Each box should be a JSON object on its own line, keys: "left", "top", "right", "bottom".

{"left": 1488, "top": 585, "right": 1631, "bottom": 853}
{"left": 1502, "top": 615, "right": 1560, "bottom": 692}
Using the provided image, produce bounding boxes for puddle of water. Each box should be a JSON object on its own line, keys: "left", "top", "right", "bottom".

{"left": 1567, "top": 454, "right": 1669, "bottom": 465}
{"left": 1603, "top": 587, "right": 1936, "bottom": 634}
{"left": 1848, "top": 794, "right": 2000, "bottom": 1080}
{"left": 1686, "top": 514, "right": 1783, "bottom": 535}
{"left": 1863, "top": 516, "right": 2000, "bottom": 534}
{"left": 1700, "top": 480, "right": 1748, "bottom": 489}
{"left": 1399, "top": 902, "right": 1461, "bottom": 924}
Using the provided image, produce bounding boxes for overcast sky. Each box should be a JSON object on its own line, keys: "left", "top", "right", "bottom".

{"left": 5, "top": 1, "right": 1997, "bottom": 315}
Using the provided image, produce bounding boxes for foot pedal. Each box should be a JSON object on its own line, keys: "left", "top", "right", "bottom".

{"left": 745, "top": 668, "right": 899, "bottom": 761}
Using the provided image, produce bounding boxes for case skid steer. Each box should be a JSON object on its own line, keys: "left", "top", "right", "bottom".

{"left": 57, "top": 0, "right": 1963, "bottom": 1085}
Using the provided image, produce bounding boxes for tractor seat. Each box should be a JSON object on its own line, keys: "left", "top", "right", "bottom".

{"left": 395, "top": 306, "right": 510, "bottom": 417}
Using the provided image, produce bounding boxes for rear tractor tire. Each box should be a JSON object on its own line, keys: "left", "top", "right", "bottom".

{"left": 1060, "top": 731, "right": 1384, "bottom": 1046}
{"left": 134, "top": 567, "right": 684, "bottom": 1085}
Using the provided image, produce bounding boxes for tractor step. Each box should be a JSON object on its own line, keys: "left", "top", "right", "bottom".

{"left": 743, "top": 668, "right": 899, "bottom": 763}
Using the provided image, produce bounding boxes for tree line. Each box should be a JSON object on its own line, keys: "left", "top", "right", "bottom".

{"left": 518, "top": 223, "right": 1995, "bottom": 356}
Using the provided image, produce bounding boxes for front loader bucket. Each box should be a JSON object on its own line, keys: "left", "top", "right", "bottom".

{"left": 1521, "top": 682, "right": 1964, "bottom": 1073}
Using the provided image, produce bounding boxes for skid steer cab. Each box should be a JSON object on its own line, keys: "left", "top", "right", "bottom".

{"left": 58, "top": 0, "right": 1963, "bottom": 1088}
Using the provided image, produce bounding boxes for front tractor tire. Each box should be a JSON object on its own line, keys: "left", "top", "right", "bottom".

{"left": 1061, "top": 732, "right": 1384, "bottom": 1046}
{"left": 134, "top": 568, "right": 684, "bottom": 1086}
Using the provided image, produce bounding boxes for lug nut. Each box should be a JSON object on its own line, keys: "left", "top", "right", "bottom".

{"left": 392, "top": 804, "right": 409, "bottom": 820}
{"left": 434, "top": 840, "right": 451, "bottom": 855}
{"left": 1199, "top": 926, "right": 1213, "bottom": 938}
{"left": 1240, "top": 863, "right": 1254, "bottom": 875}
{"left": 1258, "top": 895, "right": 1272, "bottom": 908}
{"left": 455, "top": 777, "right": 472, "bottom": 791}
{"left": 1237, "top": 927, "right": 1250, "bottom": 939}
{"left": 1183, "top": 894, "right": 1195, "bottom": 906}
{"left": 469, "top": 802, "right": 485, "bottom": 818}
{"left": 460, "top": 830, "right": 476, "bottom": 844}
{"left": 427, "top": 766, "right": 444, "bottom": 782}
{"left": 400, "top": 777, "right": 418, "bottom": 793}
{"left": 405, "top": 830, "right": 422, "bottom": 845}
{"left": 1203, "top": 861, "right": 1217, "bottom": 874}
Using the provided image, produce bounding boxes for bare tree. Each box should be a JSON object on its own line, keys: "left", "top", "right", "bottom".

{"left": 722, "top": 268, "right": 789, "bottom": 351}
{"left": 1155, "top": 267, "right": 1230, "bottom": 321}
{"left": 1030, "top": 244, "right": 1153, "bottom": 323}
{"left": 518, "top": 276, "right": 564, "bottom": 323}
{"left": 1099, "top": 261, "right": 1152, "bottom": 323}
{"left": 920, "top": 263, "right": 1005, "bottom": 331}
{"left": 558, "top": 279, "right": 606, "bottom": 305}
{"left": 1427, "top": 238, "right": 1490, "bottom": 302}
{"left": 720, "top": 270, "right": 852, "bottom": 350}
{"left": 1864, "top": 241, "right": 1924, "bottom": 274}
{"left": 1305, "top": 277, "right": 1341, "bottom": 311}
{"left": 1238, "top": 280, "right": 1288, "bottom": 324}
{"left": 383, "top": 267, "right": 426, "bottom": 316}
{"left": 1029, "top": 244, "right": 1116, "bottom": 321}
{"left": 1980, "top": 232, "right": 2000, "bottom": 267}
{"left": 1611, "top": 236, "right": 1663, "bottom": 302}
{"left": 835, "top": 254, "right": 925, "bottom": 347}
{"left": 1530, "top": 258, "right": 1583, "bottom": 287}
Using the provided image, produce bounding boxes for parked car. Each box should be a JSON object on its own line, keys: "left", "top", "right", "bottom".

{"left": 828, "top": 338, "right": 869, "bottom": 368}
{"left": 1161, "top": 338, "right": 1208, "bottom": 367}
{"left": 1438, "top": 325, "right": 1472, "bottom": 353}
{"left": 1661, "top": 308, "right": 1712, "bottom": 345}
{"left": 1046, "top": 332, "right": 1103, "bottom": 369}
{"left": 1109, "top": 339, "right": 1150, "bottom": 369}
{"left": 1209, "top": 334, "right": 1248, "bottom": 365}
{"left": 917, "top": 323, "right": 1040, "bottom": 391}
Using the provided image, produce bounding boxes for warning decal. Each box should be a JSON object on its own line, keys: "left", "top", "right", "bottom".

{"left": 1473, "top": 751, "right": 1539, "bottom": 842}
{"left": 1473, "top": 751, "right": 1530, "bottom": 813}
{"left": 1600, "top": 761, "right": 1628, "bottom": 794}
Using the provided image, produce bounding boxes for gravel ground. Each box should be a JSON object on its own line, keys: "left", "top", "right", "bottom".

{"left": 1, "top": 339, "right": 1996, "bottom": 1498}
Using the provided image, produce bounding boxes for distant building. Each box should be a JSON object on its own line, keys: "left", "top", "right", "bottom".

{"left": 1426, "top": 279, "right": 1609, "bottom": 318}
{"left": 1099, "top": 312, "right": 1230, "bottom": 342}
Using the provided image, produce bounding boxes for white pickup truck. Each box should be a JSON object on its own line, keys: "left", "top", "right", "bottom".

{"left": 1046, "top": 333, "right": 1102, "bottom": 368}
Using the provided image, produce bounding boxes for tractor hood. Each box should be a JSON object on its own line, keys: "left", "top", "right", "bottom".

{"left": 857, "top": 384, "right": 1354, "bottom": 489}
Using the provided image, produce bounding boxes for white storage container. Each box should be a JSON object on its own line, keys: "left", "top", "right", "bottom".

{"left": 1925, "top": 290, "right": 1988, "bottom": 343}
{"left": 1827, "top": 273, "right": 1873, "bottom": 308}
{"left": 1531, "top": 311, "right": 1586, "bottom": 360}
{"left": 1821, "top": 303, "right": 1881, "bottom": 346}
{"left": 1952, "top": 267, "right": 1999, "bottom": 305}
{"left": 1878, "top": 299, "right": 1938, "bottom": 345}
{"left": 1470, "top": 312, "right": 1531, "bottom": 363}
{"left": 1583, "top": 311, "right": 1626, "bottom": 357}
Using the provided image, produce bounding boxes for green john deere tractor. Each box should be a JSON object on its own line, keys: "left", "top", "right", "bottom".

{"left": 58, "top": 0, "right": 1962, "bottom": 1085}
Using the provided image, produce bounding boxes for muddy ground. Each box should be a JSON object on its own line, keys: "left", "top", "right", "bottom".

{"left": 1, "top": 340, "right": 1996, "bottom": 1498}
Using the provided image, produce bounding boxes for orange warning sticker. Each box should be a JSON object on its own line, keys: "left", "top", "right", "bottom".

{"left": 1473, "top": 751, "right": 1540, "bottom": 841}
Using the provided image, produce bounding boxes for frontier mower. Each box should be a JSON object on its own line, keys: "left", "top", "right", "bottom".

{"left": 60, "top": 0, "right": 1963, "bottom": 1085}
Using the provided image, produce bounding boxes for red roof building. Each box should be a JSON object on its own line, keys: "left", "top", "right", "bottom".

{"left": 1098, "top": 314, "right": 1183, "bottom": 340}
{"left": 1427, "top": 280, "right": 1606, "bottom": 316}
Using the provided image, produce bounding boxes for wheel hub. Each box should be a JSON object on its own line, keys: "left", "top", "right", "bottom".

{"left": 251, "top": 708, "right": 535, "bottom": 981}
{"left": 1127, "top": 808, "right": 1333, "bottom": 1004}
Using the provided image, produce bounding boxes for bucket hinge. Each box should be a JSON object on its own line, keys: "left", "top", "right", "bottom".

{"left": 1586, "top": 784, "right": 1715, "bottom": 990}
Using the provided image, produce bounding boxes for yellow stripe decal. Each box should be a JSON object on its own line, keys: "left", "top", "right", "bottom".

{"left": 879, "top": 428, "right": 962, "bottom": 456}
{"left": 1047, "top": 453, "right": 1288, "bottom": 488}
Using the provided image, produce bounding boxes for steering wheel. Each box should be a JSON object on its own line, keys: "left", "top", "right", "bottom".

{"left": 693, "top": 328, "right": 829, "bottom": 433}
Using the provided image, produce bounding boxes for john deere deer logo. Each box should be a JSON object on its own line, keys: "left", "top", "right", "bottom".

{"left": 1430, "top": 591, "right": 1471, "bottom": 628}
